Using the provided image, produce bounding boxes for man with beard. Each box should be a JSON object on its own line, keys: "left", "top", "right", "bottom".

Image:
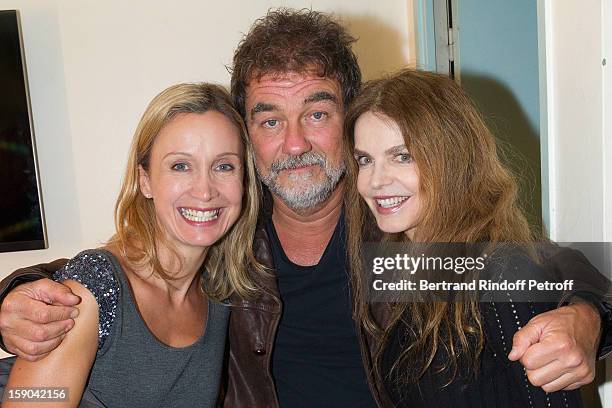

{"left": 0, "top": 8, "right": 608, "bottom": 407}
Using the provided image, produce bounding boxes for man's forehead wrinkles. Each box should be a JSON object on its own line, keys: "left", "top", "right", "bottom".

{"left": 249, "top": 74, "right": 339, "bottom": 93}
{"left": 246, "top": 75, "right": 343, "bottom": 120}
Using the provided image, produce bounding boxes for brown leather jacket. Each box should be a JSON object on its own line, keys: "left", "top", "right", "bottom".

{"left": 0, "top": 228, "right": 610, "bottom": 408}
{"left": 221, "top": 223, "right": 394, "bottom": 407}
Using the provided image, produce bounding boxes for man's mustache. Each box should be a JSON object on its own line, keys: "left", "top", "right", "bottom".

{"left": 269, "top": 153, "right": 326, "bottom": 173}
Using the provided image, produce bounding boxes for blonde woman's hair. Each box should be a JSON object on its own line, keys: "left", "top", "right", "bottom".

{"left": 109, "top": 83, "right": 264, "bottom": 300}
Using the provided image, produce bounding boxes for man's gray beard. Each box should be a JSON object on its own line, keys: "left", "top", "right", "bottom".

{"left": 256, "top": 152, "right": 346, "bottom": 211}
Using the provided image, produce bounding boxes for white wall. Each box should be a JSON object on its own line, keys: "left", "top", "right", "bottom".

{"left": 603, "top": 0, "right": 612, "bottom": 405}
{"left": 604, "top": 0, "right": 612, "bottom": 271}
{"left": 0, "top": 0, "right": 415, "bottom": 274}
{"left": 542, "top": 0, "right": 604, "bottom": 243}
{"left": 541, "top": 0, "right": 610, "bottom": 405}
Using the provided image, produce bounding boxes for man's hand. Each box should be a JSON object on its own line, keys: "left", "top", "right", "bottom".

{"left": 508, "top": 302, "right": 600, "bottom": 392}
{"left": 0, "top": 279, "right": 81, "bottom": 361}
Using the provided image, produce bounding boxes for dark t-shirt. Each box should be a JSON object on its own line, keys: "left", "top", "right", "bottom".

{"left": 267, "top": 216, "right": 375, "bottom": 407}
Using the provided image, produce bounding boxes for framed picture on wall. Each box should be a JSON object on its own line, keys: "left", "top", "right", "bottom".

{"left": 0, "top": 9, "right": 47, "bottom": 253}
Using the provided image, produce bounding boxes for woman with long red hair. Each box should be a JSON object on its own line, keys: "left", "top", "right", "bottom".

{"left": 343, "top": 69, "right": 585, "bottom": 407}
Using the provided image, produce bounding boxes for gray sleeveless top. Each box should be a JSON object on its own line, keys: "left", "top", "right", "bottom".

{"left": 54, "top": 249, "right": 229, "bottom": 408}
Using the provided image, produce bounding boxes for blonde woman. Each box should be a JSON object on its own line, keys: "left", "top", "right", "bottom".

{"left": 3, "top": 83, "right": 263, "bottom": 408}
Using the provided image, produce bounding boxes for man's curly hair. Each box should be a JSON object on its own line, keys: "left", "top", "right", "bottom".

{"left": 230, "top": 8, "right": 362, "bottom": 119}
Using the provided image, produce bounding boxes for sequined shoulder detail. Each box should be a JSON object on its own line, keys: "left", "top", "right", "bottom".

{"left": 53, "top": 250, "right": 120, "bottom": 351}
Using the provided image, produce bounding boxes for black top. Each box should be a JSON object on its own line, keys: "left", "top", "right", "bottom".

{"left": 382, "top": 301, "right": 584, "bottom": 408}
{"left": 267, "top": 216, "right": 375, "bottom": 407}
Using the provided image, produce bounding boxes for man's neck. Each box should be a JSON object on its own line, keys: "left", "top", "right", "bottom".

{"left": 272, "top": 182, "right": 344, "bottom": 266}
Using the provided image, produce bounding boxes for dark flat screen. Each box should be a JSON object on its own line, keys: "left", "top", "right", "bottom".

{"left": 0, "top": 10, "right": 46, "bottom": 252}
